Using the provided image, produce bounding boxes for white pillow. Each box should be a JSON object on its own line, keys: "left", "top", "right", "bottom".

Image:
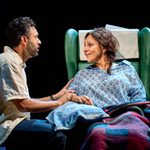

{"left": 46, "top": 101, "right": 109, "bottom": 131}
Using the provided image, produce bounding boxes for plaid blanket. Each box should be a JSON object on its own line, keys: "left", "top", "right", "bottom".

{"left": 80, "top": 101, "right": 150, "bottom": 150}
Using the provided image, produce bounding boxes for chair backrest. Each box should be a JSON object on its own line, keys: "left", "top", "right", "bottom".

{"left": 64, "top": 27, "right": 150, "bottom": 98}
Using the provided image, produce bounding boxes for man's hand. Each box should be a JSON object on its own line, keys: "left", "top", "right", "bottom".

{"left": 51, "top": 78, "right": 74, "bottom": 100}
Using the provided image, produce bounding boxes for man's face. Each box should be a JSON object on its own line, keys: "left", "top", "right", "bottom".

{"left": 25, "top": 27, "right": 41, "bottom": 58}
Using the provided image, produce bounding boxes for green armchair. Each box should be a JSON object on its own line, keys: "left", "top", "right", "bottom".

{"left": 64, "top": 27, "right": 150, "bottom": 99}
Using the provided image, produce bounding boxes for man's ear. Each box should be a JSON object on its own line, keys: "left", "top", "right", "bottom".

{"left": 21, "top": 35, "right": 28, "bottom": 45}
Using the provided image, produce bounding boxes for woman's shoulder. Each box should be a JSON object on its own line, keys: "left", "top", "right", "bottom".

{"left": 119, "top": 60, "right": 131, "bottom": 66}
{"left": 117, "top": 60, "right": 134, "bottom": 69}
{"left": 116, "top": 60, "right": 137, "bottom": 73}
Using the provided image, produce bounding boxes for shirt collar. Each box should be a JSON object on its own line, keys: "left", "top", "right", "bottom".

{"left": 4, "top": 46, "right": 26, "bottom": 68}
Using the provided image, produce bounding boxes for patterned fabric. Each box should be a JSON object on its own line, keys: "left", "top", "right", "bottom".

{"left": 46, "top": 101, "right": 109, "bottom": 131}
{"left": 68, "top": 60, "right": 146, "bottom": 108}
{"left": 46, "top": 60, "right": 147, "bottom": 131}
{"left": 80, "top": 101, "right": 150, "bottom": 150}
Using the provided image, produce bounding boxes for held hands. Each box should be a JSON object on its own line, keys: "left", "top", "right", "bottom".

{"left": 57, "top": 92, "right": 93, "bottom": 106}
{"left": 57, "top": 92, "right": 73, "bottom": 106}
{"left": 59, "top": 78, "right": 93, "bottom": 105}
{"left": 52, "top": 78, "right": 93, "bottom": 106}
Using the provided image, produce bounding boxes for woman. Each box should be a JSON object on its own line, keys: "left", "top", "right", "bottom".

{"left": 68, "top": 27, "right": 146, "bottom": 107}
{"left": 47, "top": 27, "right": 147, "bottom": 150}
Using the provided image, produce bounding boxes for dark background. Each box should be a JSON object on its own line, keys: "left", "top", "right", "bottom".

{"left": 0, "top": 0, "right": 149, "bottom": 98}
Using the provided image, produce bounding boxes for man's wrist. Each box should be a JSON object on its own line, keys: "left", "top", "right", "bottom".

{"left": 50, "top": 95, "right": 54, "bottom": 100}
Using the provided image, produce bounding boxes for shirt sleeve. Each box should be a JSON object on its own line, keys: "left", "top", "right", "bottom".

{"left": 0, "top": 62, "right": 30, "bottom": 101}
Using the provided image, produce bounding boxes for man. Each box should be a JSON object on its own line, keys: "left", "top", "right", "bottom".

{"left": 0, "top": 16, "right": 73, "bottom": 150}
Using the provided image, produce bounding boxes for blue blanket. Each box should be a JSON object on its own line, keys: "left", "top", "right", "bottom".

{"left": 46, "top": 101, "right": 109, "bottom": 131}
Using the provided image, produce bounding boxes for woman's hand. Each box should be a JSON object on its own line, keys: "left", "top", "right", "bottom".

{"left": 71, "top": 94, "right": 94, "bottom": 105}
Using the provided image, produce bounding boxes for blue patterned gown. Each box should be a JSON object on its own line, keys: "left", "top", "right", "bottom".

{"left": 68, "top": 60, "right": 146, "bottom": 108}
{"left": 46, "top": 60, "right": 146, "bottom": 130}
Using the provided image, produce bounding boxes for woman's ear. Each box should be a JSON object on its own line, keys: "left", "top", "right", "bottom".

{"left": 101, "top": 46, "right": 106, "bottom": 54}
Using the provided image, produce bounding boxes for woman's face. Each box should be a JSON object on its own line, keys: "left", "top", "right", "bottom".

{"left": 83, "top": 35, "right": 103, "bottom": 63}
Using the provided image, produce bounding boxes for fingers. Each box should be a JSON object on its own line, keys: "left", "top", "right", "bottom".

{"left": 77, "top": 97, "right": 83, "bottom": 104}
{"left": 67, "top": 89, "right": 75, "bottom": 93}
{"left": 58, "top": 92, "right": 73, "bottom": 105}
{"left": 70, "top": 93, "right": 93, "bottom": 105}
{"left": 80, "top": 95, "right": 94, "bottom": 105}
{"left": 63, "top": 78, "right": 74, "bottom": 89}
{"left": 72, "top": 95, "right": 93, "bottom": 105}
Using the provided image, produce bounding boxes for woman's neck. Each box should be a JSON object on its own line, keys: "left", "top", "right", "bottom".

{"left": 95, "top": 58, "right": 110, "bottom": 70}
